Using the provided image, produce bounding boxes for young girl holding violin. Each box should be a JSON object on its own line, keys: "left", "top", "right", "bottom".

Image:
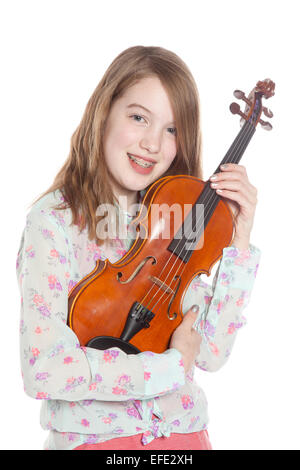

{"left": 16, "top": 46, "right": 261, "bottom": 450}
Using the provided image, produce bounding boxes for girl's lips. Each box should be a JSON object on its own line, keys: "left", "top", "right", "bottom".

{"left": 127, "top": 154, "right": 156, "bottom": 175}
{"left": 127, "top": 153, "right": 157, "bottom": 164}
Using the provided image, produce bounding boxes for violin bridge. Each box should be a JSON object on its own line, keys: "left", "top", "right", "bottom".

{"left": 149, "top": 275, "right": 175, "bottom": 295}
{"left": 149, "top": 275, "right": 181, "bottom": 321}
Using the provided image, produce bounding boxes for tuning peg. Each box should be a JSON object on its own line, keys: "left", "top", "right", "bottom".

{"left": 233, "top": 90, "right": 245, "bottom": 99}
{"left": 259, "top": 118, "right": 272, "bottom": 131}
{"left": 229, "top": 102, "right": 247, "bottom": 120}
{"left": 233, "top": 90, "right": 252, "bottom": 106}
{"left": 262, "top": 106, "right": 273, "bottom": 118}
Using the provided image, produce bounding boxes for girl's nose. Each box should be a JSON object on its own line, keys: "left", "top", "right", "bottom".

{"left": 140, "top": 129, "right": 161, "bottom": 153}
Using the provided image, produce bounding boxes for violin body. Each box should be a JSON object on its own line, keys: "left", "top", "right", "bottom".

{"left": 67, "top": 79, "right": 275, "bottom": 354}
{"left": 68, "top": 175, "right": 234, "bottom": 353}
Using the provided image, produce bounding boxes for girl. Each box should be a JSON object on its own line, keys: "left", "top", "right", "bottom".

{"left": 16, "top": 46, "right": 261, "bottom": 450}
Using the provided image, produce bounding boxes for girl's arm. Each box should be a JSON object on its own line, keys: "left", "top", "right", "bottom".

{"left": 182, "top": 243, "right": 261, "bottom": 372}
{"left": 17, "top": 210, "right": 185, "bottom": 402}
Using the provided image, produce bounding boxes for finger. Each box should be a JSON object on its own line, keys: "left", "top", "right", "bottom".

{"left": 220, "top": 163, "right": 247, "bottom": 174}
{"left": 190, "top": 304, "right": 199, "bottom": 314}
{"left": 210, "top": 169, "right": 249, "bottom": 184}
{"left": 215, "top": 188, "right": 254, "bottom": 210}
{"left": 183, "top": 305, "right": 199, "bottom": 326}
{"left": 210, "top": 180, "right": 246, "bottom": 192}
{"left": 211, "top": 181, "right": 257, "bottom": 204}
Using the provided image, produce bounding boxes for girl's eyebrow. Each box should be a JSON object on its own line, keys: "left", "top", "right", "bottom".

{"left": 126, "top": 103, "right": 176, "bottom": 125}
{"left": 127, "top": 103, "right": 152, "bottom": 114}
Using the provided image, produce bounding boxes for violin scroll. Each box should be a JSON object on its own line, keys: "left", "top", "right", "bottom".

{"left": 256, "top": 79, "right": 275, "bottom": 99}
{"left": 230, "top": 78, "right": 275, "bottom": 130}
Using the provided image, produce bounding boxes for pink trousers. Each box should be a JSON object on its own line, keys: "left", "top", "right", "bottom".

{"left": 74, "top": 430, "right": 212, "bottom": 450}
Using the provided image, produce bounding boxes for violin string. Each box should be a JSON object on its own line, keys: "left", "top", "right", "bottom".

{"left": 145, "top": 122, "right": 256, "bottom": 314}
{"left": 140, "top": 121, "right": 255, "bottom": 315}
{"left": 137, "top": 121, "right": 255, "bottom": 314}
{"left": 154, "top": 122, "right": 256, "bottom": 312}
{"left": 138, "top": 121, "right": 254, "bottom": 314}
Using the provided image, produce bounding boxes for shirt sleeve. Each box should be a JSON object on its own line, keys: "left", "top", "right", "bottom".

{"left": 182, "top": 243, "right": 261, "bottom": 372}
{"left": 16, "top": 209, "right": 185, "bottom": 402}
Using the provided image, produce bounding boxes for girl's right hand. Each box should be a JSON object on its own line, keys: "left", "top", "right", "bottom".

{"left": 169, "top": 305, "right": 202, "bottom": 374}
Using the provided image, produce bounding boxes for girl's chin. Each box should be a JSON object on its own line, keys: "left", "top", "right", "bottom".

{"left": 123, "top": 174, "right": 159, "bottom": 191}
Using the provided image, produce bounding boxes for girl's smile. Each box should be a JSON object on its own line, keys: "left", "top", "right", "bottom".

{"left": 127, "top": 152, "right": 156, "bottom": 174}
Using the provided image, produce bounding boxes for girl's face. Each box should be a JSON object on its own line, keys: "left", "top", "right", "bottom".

{"left": 103, "top": 76, "right": 177, "bottom": 207}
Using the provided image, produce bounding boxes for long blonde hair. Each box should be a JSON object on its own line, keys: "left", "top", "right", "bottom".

{"left": 32, "top": 45, "right": 203, "bottom": 246}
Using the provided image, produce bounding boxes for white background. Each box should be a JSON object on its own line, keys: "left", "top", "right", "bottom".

{"left": 1, "top": 0, "right": 299, "bottom": 450}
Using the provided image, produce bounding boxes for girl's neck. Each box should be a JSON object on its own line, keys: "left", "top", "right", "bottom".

{"left": 114, "top": 190, "right": 139, "bottom": 216}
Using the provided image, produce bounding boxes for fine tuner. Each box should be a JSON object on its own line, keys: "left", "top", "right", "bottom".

{"left": 230, "top": 79, "right": 275, "bottom": 130}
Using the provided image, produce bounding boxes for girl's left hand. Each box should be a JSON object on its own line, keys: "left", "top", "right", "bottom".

{"left": 209, "top": 163, "right": 258, "bottom": 243}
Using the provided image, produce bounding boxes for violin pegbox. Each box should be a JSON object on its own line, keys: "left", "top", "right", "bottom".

{"left": 230, "top": 78, "right": 275, "bottom": 130}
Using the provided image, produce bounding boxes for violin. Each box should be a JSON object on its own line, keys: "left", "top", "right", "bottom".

{"left": 67, "top": 79, "right": 275, "bottom": 354}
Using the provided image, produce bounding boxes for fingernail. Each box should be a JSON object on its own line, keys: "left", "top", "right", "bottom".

{"left": 221, "top": 164, "right": 228, "bottom": 169}
{"left": 191, "top": 305, "right": 199, "bottom": 313}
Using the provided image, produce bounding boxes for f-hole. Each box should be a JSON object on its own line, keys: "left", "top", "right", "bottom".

{"left": 117, "top": 256, "right": 157, "bottom": 284}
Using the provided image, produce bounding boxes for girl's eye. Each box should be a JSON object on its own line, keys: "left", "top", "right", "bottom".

{"left": 131, "top": 114, "right": 146, "bottom": 123}
{"left": 130, "top": 114, "right": 176, "bottom": 136}
{"left": 168, "top": 127, "right": 177, "bottom": 136}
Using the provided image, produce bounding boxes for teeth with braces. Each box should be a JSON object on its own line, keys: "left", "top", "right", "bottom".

{"left": 128, "top": 154, "right": 154, "bottom": 168}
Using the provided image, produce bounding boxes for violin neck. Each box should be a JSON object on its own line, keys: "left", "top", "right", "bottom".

{"left": 213, "top": 119, "right": 256, "bottom": 174}
{"left": 167, "top": 120, "right": 256, "bottom": 262}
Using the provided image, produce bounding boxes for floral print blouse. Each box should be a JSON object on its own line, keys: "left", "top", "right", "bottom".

{"left": 16, "top": 189, "right": 261, "bottom": 450}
